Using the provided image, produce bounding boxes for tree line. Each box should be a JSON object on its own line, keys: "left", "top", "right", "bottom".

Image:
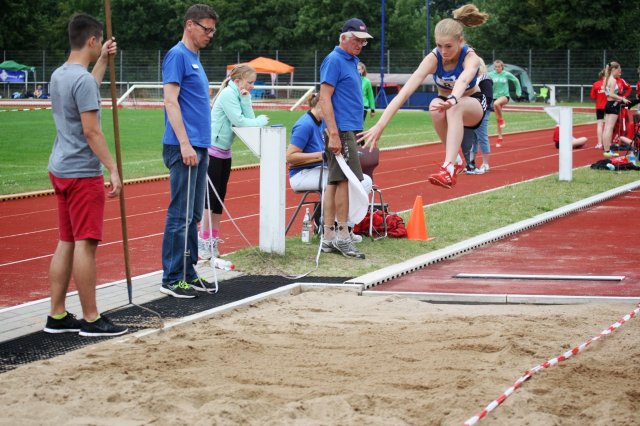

{"left": 2, "top": 0, "right": 639, "bottom": 52}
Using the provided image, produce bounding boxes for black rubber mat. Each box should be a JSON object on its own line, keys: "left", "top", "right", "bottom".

{"left": 0, "top": 275, "right": 347, "bottom": 374}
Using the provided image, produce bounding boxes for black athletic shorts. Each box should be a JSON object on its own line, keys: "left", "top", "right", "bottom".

{"left": 436, "top": 93, "right": 487, "bottom": 129}
{"left": 596, "top": 108, "right": 605, "bottom": 120}
{"left": 604, "top": 100, "right": 621, "bottom": 115}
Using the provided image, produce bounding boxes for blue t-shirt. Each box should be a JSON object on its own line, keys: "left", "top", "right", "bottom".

{"left": 432, "top": 44, "right": 478, "bottom": 91}
{"left": 162, "top": 41, "right": 211, "bottom": 148}
{"left": 289, "top": 112, "right": 325, "bottom": 178}
{"left": 320, "top": 46, "right": 363, "bottom": 131}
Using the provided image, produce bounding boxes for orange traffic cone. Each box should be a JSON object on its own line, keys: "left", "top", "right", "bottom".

{"left": 407, "top": 195, "right": 428, "bottom": 240}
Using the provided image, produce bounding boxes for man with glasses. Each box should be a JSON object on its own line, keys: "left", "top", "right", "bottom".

{"left": 160, "top": 4, "right": 219, "bottom": 298}
{"left": 318, "top": 18, "right": 373, "bottom": 259}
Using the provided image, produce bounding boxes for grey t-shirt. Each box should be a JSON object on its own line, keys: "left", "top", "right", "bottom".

{"left": 48, "top": 63, "right": 102, "bottom": 178}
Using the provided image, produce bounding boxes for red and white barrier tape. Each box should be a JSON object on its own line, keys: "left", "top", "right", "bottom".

{"left": 462, "top": 302, "right": 640, "bottom": 426}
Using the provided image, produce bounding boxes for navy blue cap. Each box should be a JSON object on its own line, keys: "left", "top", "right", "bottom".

{"left": 341, "top": 18, "right": 373, "bottom": 38}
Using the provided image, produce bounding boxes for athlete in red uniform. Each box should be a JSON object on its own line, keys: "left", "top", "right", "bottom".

{"left": 590, "top": 70, "right": 607, "bottom": 149}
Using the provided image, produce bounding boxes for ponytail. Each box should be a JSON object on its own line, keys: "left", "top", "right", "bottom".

{"left": 604, "top": 61, "right": 620, "bottom": 88}
{"left": 211, "top": 64, "right": 257, "bottom": 107}
{"left": 435, "top": 4, "right": 488, "bottom": 40}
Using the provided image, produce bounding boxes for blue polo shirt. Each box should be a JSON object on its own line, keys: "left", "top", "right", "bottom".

{"left": 320, "top": 46, "right": 363, "bottom": 131}
{"left": 289, "top": 111, "right": 325, "bottom": 178}
{"left": 162, "top": 41, "right": 211, "bottom": 148}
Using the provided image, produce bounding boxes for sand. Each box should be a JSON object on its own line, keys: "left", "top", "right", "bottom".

{"left": 1, "top": 288, "right": 639, "bottom": 425}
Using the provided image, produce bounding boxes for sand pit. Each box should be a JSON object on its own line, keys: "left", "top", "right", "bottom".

{"left": 1, "top": 288, "right": 639, "bottom": 425}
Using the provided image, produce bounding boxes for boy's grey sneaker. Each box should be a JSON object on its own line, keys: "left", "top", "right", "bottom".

{"left": 321, "top": 238, "right": 335, "bottom": 253}
{"left": 79, "top": 315, "right": 128, "bottom": 337}
{"left": 43, "top": 311, "right": 82, "bottom": 334}
{"left": 191, "top": 277, "right": 218, "bottom": 293}
{"left": 160, "top": 280, "right": 198, "bottom": 298}
{"left": 333, "top": 238, "right": 366, "bottom": 259}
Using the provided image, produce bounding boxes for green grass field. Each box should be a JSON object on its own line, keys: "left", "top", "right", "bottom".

{"left": 226, "top": 168, "right": 640, "bottom": 278}
{"left": 0, "top": 107, "right": 594, "bottom": 195}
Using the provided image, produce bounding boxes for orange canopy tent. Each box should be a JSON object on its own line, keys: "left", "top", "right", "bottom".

{"left": 226, "top": 57, "right": 295, "bottom": 85}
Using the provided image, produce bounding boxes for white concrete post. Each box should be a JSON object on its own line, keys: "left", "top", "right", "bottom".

{"left": 232, "top": 126, "right": 286, "bottom": 254}
{"left": 545, "top": 106, "right": 573, "bottom": 181}
{"left": 548, "top": 84, "right": 557, "bottom": 106}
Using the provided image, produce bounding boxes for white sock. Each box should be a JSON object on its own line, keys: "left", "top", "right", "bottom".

{"left": 442, "top": 162, "right": 454, "bottom": 176}
{"left": 455, "top": 154, "right": 463, "bottom": 165}
{"left": 323, "top": 225, "right": 335, "bottom": 241}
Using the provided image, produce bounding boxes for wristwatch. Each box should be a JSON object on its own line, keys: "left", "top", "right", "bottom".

{"left": 446, "top": 95, "right": 458, "bottom": 104}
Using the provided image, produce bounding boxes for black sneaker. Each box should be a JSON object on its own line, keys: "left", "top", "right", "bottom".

{"left": 160, "top": 280, "right": 198, "bottom": 298}
{"left": 43, "top": 311, "right": 82, "bottom": 334}
{"left": 191, "top": 277, "right": 217, "bottom": 293}
{"left": 79, "top": 315, "right": 128, "bottom": 337}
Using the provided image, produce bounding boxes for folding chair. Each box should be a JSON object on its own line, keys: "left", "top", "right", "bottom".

{"left": 536, "top": 86, "right": 549, "bottom": 103}
{"left": 367, "top": 185, "right": 388, "bottom": 240}
{"left": 286, "top": 166, "right": 324, "bottom": 235}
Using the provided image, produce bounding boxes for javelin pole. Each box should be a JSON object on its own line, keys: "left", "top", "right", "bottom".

{"left": 104, "top": 0, "right": 133, "bottom": 303}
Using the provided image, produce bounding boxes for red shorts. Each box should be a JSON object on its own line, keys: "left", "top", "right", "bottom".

{"left": 49, "top": 173, "right": 106, "bottom": 242}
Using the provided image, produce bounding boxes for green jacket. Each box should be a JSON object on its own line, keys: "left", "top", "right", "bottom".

{"left": 488, "top": 70, "right": 522, "bottom": 99}
{"left": 361, "top": 76, "right": 375, "bottom": 111}
{"left": 210, "top": 80, "right": 268, "bottom": 150}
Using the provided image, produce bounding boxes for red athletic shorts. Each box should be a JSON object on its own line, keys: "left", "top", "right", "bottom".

{"left": 49, "top": 173, "right": 106, "bottom": 242}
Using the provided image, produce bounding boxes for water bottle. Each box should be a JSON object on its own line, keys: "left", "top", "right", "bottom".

{"left": 606, "top": 163, "right": 615, "bottom": 171}
{"left": 629, "top": 152, "right": 637, "bottom": 166}
{"left": 213, "top": 258, "right": 235, "bottom": 271}
{"left": 301, "top": 207, "right": 312, "bottom": 244}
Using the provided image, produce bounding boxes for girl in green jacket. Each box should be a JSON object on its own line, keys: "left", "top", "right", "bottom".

{"left": 359, "top": 62, "right": 376, "bottom": 122}
{"left": 199, "top": 64, "right": 269, "bottom": 259}
{"left": 489, "top": 59, "right": 521, "bottom": 147}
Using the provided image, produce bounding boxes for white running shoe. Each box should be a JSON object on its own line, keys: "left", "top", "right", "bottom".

{"left": 477, "top": 164, "right": 490, "bottom": 173}
{"left": 198, "top": 236, "right": 211, "bottom": 260}
{"left": 198, "top": 236, "right": 221, "bottom": 259}
{"left": 350, "top": 231, "right": 363, "bottom": 243}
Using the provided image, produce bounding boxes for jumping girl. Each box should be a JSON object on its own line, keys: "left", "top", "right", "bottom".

{"left": 359, "top": 3, "right": 489, "bottom": 189}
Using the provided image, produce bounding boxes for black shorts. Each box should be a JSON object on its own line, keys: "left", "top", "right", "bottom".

{"left": 596, "top": 108, "right": 605, "bottom": 120}
{"left": 436, "top": 93, "right": 487, "bottom": 129}
{"left": 604, "top": 101, "right": 621, "bottom": 115}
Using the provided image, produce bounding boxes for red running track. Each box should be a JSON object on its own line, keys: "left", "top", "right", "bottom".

{"left": 0, "top": 124, "right": 602, "bottom": 307}
{"left": 371, "top": 190, "right": 640, "bottom": 298}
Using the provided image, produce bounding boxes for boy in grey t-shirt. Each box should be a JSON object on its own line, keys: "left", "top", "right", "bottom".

{"left": 43, "top": 13, "right": 127, "bottom": 337}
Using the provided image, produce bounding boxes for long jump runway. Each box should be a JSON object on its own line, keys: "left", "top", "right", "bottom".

{"left": 0, "top": 124, "right": 607, "bottom": 306}
{"left": 365, "top": 189, "right": 640, "bottom": 302}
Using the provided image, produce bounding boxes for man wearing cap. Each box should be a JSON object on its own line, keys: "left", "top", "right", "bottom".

{"left": 318, "top": 18, "right": 373, "bottom": 259}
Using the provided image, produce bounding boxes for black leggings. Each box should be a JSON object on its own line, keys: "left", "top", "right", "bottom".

{"left": 207, "top": 156, "right": 232, "bottom": 214}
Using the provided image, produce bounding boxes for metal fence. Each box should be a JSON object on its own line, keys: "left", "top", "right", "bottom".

{"left": 3, "top": 48, "right": 640, "bottom": 102}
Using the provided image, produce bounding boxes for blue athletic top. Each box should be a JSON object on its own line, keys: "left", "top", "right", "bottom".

{"left": 320, "top": 46, "right": 363, "bottom": 131}
{"left": 288, "top": 111, "right": 325, "bottom": 178}
{"left": 431, "top": 45, "right": 478, "bottom": 92}
{"left": 162, "top": 41, "right": 211, "bottom": 148}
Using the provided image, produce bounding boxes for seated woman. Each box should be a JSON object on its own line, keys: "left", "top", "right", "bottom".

{"left": 287, "top": 92, "right": 372, "bottom": 240}
{"left": 552, "top": 125, "right": 587, "bottom": 149}
{"left": 287, "top": 92, "right": 372, "bottom": 193}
